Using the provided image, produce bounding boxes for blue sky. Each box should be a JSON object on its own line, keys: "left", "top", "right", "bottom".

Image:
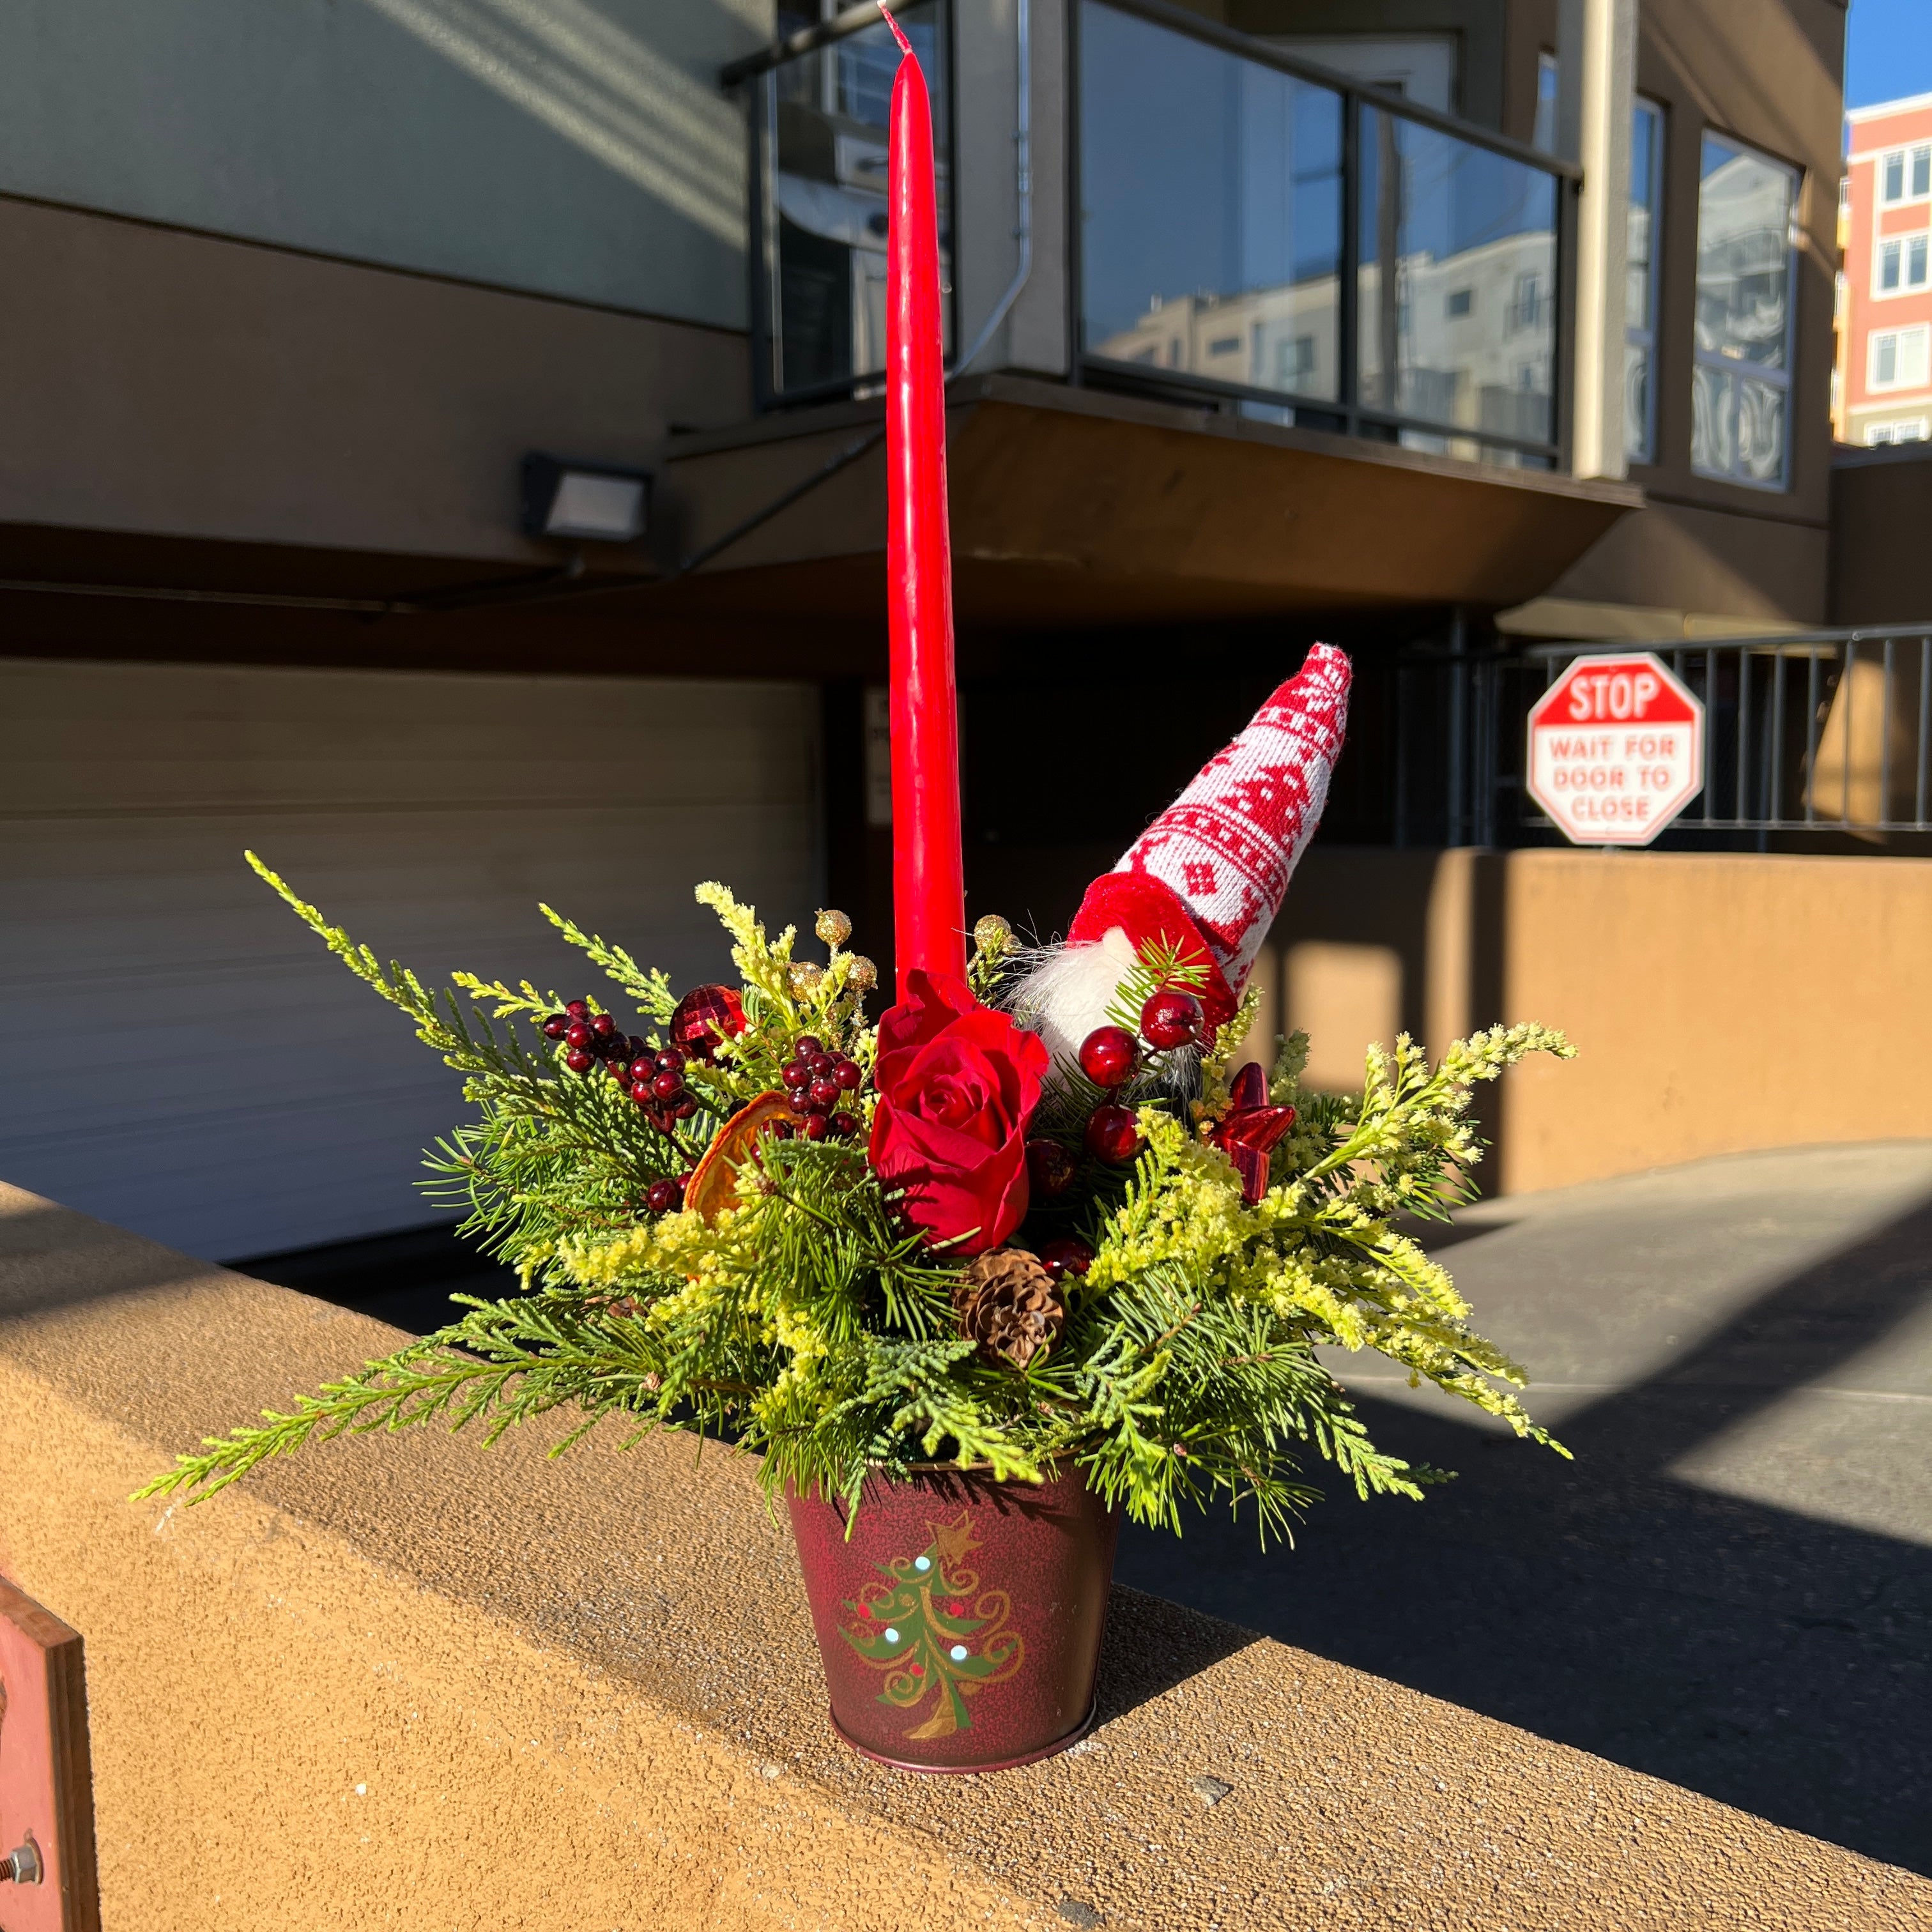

{"left": 1846, "top": 0, "right": 1932, "bottom": 111}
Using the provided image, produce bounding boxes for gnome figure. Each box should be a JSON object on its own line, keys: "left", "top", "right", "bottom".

{"left": 1011, "top": 643, "right": 1352, "bottom": 1066}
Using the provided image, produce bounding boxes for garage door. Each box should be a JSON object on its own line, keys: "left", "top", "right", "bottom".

{"left": 0, "top": 657, "right": 824, "bottom": 1261}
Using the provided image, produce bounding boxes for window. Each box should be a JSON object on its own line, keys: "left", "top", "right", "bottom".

{"left": 1446, "top": 287, "right": 1474, "bottom": 318}
{"left": 1879, "top": 145, "right": 1931, "bottom": 204}
{"left": 1693, "top": 132, "right": 1798, "bottom": 488}
{"left": 1867, "top": 417, "right": 1929, "bottom": 445}
{"left": 1876, "top": 232, "right": 1928, "bottom": 296}
{"left": 1208, "top": 334, "right": 1241, "bottom": 356}
{"left": 1533, "top": 52, "right": 1559, "bottom": 155}
{"left": 1870, "top": 325, "right": 1930, "bottom": 390}
{"left": 1275, "top": 334, "right": 1317, "bottom": 383}
{"left": 1626, "top": 98, "right": 1664, "bottom": 463}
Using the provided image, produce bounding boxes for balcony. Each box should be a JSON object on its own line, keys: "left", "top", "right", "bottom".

{"left": 698, "top": 1, "right": 1639, "bottom": 625}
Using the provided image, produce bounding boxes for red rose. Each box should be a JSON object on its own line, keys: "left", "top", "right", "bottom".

{"left": 869, "top": 971, "right": 1049, "bottom": 1255}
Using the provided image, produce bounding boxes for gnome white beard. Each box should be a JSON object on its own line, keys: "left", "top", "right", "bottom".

{"left": 1005, "top": 926, "right": 1144, "bottom": 1070}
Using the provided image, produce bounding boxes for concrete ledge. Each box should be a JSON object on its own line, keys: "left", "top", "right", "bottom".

{"left": 3, "top": 1183, "right": 1927, "bottom": 1930}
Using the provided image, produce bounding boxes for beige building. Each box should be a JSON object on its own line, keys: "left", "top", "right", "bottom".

{"left": 0, "top": 0, "right": 1887, "bottom": 1266}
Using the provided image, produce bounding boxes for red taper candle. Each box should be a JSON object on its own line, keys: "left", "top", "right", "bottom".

{"left": 880, "top": 3, "right": 968, "bottom": 996}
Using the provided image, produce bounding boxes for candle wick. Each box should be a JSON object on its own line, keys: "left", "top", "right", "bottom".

{"left": 875, "top": 0, "right": 915, "bottom": 60}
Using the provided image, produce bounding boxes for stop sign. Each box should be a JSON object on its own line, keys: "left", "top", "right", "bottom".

{"left": 1526, "top": 651, "right": 1705, "bottom": 846}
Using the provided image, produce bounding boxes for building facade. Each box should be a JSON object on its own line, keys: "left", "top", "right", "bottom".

{"left": 1837, "top": 90, "right": 1932, "bottom": 447}
{"left": 0, "top": 0, "right": 1854, "bottom": 1262}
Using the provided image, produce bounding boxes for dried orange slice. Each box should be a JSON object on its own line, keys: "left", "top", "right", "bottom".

{"left": 684, "top": 1091, "right": 802, "bottom": 1223}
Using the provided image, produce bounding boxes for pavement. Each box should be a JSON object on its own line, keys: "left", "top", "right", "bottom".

{"left": 267, "top": 1142, "right": 1932, "bottom": 1878}
{"left": 1116, "top": 1142, "right": 1932, "bottom": 1876}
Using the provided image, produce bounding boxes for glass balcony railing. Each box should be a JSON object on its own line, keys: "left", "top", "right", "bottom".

{"left": 749, "top": 2, "right": 953, "bottom": 404}
{"left": 1078, "top": 0, "right": 1568, "bottom": 470}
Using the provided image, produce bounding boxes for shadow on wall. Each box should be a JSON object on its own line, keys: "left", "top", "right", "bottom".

{"left": 1116, "top": 1179, "right": 1932, "bottom": 1877}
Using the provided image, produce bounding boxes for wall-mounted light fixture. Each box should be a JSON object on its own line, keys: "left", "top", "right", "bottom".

{"left": 521, "top": 454, "right": 652, "bottom": 544}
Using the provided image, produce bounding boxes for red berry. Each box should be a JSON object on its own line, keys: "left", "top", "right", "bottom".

{"left": 564, "top": 1021, "right": 593, "bottom": 1050}
{"left": 646, "top": 1178, "right": 681, "bottom": 1214}
{"left": 833, "top": 1058, "right": 862, "bottom": 1091}
{"left": 655, "top": 1047, "right": 686, "bottom": 1074}
{"left": 781, "top": 1061, "right": 811, "bottom": 1091}
{"left": 830, "top": 1110, "right": 859, "bottom": 1138}
{"left": 771, "top": 1122, "right": 795, "bottom": 1140}
{"left": 795, "top": 1034, "right": 823, "bottom": 1058}
{"left": 592, "top": 1012, "right": 617, "bottom": 1038}
{"left": 631, "top": 1080, "right": 654, "bottom": 1104}
{"left": 565, "top": 999, "right": 590, "bottom": 1018}
{"left": 1084, "top": 1103, "right": 1141, "bottom": 1165}
{"left": 1140, "top": 988, "right": 1204, "bottom": 1051}
{"left": 802, "top": 1112, "right": 829, "bottom": 1141}
{"left": 630, "top": 1057, "right": 656, "bottom": 1084}
{"left": 1039, "top": 1236, "right": 1095, "bottom": 1280}
{"left": 673, "top": 1099, "right": 697, "bottom": 1119}
{"left": 809, "top": 1078, "right": 841, "bottom": 1110}
{"left": 542, "top": 1015, "right": 568, "bottom": 1039}
{"left": 1078, "top": 1025, "right": 1137, "bottom": 1088}
{"left": 1026, "top": 1138, "right": 1078, "bottom": 1198}
{"left": 565, "top": 1048, "right": 594, "bottom": 1075}
{"left": 650, "top": 1070, "right": 683, "bottom": 1102}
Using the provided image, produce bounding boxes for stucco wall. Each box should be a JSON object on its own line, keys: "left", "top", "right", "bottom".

{"left": 0, "top": 0, "right": 767, "bottom": 327}
{"left": 1, "top": 1186, "right": 1924, "bottom": 1929}
{"left": 1264, "top": 847, "right": 1932, "bottom": 1195}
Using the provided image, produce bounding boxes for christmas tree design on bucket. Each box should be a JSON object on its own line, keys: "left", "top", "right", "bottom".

{"left": 839, "top": 1512, "right": 1024, "bottom": 1738}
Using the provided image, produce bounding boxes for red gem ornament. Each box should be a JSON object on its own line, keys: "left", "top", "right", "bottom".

{"left": 1038, "top": 1236, "right": 1094, "bottom": 1280}
{"left": 1084, "top": 1105, "right": 1140, "bottom": 1166}
{"left": 1140, "top": 988, "right": 1205, "bottom": 1052}
{"left": 1077, "top": 1025, "right": 1137, "bottom": 1089}
{"left": 1025, "top": 1138, "right": 1078, "bottom": 1199}
{"left": 670, "top": 984, "right": 747, "bottom": 1061}
{"left": 1208, "top": 1061, "right": 1298, "bottom": 1205}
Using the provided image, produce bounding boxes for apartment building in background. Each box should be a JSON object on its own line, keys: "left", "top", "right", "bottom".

{"left": 0, "top": 0, "right": 1859, "bottom": 1266}
{"left": 1836, "top": 91, "right": 1932, "bottom": 446}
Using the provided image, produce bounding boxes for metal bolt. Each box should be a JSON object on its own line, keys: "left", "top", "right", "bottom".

{"left": 1, "top": 1837, "right": 43, "bottom": 1884}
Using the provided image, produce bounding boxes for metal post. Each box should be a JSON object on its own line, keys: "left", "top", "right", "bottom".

{"left": 1805, "top": 647, "right": 1821, "bottom": 824}
{"left": 1881, "top": 636, "right": 1896, "bottom": 830}
{"left": 1839, "top": 640, "right": 1857, "bottom": 827}
{"left": 1376, "top": 109, "right": 1402, "bottom": 416}
{"left": 1340, "top": 91, "right": 1361, "bottom": 434}
{"left": 1917, "top": 636, "right": 1930, "bottom": 828}
{"left": 1736, "top": 642, "right": 1751, "bottom": 824}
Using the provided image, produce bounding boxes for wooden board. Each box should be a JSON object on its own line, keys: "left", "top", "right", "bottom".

{"left": 0, "top": 1579, "right": 100, "bottom": 1932}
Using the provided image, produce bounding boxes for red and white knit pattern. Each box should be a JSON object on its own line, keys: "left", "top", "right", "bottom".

{"left": 1119, "top": 643, "right": 1351, "bottom": 989}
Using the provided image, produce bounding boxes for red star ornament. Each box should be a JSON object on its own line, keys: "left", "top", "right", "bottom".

{"left": 1208, "top": 1061, "right": 1297, "bottom": 1205}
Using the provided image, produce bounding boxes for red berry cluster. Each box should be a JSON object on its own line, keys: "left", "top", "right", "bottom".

{"left": 776, "top": 1033, "right": 861, "bottom": 1142}
{"left": 542, "top": 998, "right": 700, "bottom": 1135}
{"left": 1068, "top": 987, "right": 1207, "bottom": 1169}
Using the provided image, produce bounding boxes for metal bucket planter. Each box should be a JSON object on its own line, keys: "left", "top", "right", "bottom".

{"left": 787, "top": 1462, "right": 1119, "bottom": 1773}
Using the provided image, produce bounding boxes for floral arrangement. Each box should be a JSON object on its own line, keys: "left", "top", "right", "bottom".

{"left": 139, "top": 852, "right": 1570, "bottom": 1539}
{"left": 137, "top": 26, "right": 1572, "bottom": 1560}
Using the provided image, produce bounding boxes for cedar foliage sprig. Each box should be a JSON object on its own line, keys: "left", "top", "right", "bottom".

{"left": 140, "top": 875, "right": 1572, "bottom": 1544}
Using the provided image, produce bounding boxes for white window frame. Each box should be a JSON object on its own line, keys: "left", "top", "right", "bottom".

{"left": 1873, "top": 227, "right": 1932, "bottom": 300}
{"left": 1692, "top": 130, "right": 1800, "bottom": 491}
{"left": 1869, "top": 323, "right": 1931, "bottom": 392}
{"left": 1879, "top": 145, "right": 1931, "bottom": 206}
{"left": 1866, "top": 417, "right": 1930, "bottom": 445}
{"left": 1625, "top": 96, "right": 1665, "bottom": 463}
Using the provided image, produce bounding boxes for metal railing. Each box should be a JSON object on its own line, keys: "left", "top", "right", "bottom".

{"left": 1517, "top": 631, "right": 1932, "bottom": 835}
{"left": 1370, "top": 627, "right": 1932, "bottom": 849}
{"left": 1073, "top": 0, "right": 1577, "bottom": 472}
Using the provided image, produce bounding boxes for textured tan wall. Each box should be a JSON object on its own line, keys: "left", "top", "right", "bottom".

{"left": 1269, "top": 848, "right": 1932, "bottom": 1196}
{"left": 3, "top": 1188, "right": 1926, "bottom": 1929}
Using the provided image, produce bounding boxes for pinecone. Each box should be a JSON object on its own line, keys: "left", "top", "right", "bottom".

{"left": 952, "top": 1248, "right": 1066, "bottom": 1370}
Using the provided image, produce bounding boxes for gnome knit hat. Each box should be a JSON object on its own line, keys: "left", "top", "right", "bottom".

{"left": 1018, "top": 645, "right": 1351, "bottom": 1062}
